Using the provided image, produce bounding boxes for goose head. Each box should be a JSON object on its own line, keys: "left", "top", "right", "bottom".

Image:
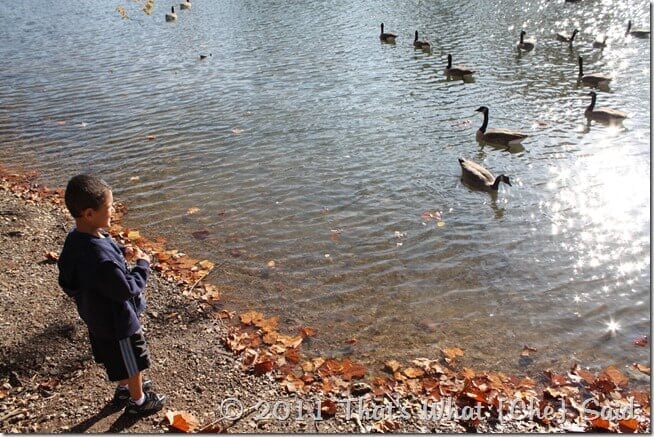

{"left": 475, "top": 106, "right": 489, "bottom": 115}
{"left": 571, "top": 28, "right": 579, "bottom": 41}
{"left": 496, "top": 175, "right": 512, "bottom": 188}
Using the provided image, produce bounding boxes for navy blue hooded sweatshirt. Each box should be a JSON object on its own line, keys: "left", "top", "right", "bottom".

{"left": 58, "top": 229, "right": 149, "bottom": 339}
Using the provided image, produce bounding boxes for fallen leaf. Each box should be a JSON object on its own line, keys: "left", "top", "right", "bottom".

{"left": 633, "top": 363, "right": 650, "bottom": 375}
{"left": 300, "top": 326, "right": 317, "bottom": 337}
{"left": 146, "top": 135, "right": 156, "bottom": 140}
{"left": 633, "top": 335, "right": 648, "bottom": 347}
{"left": 165, "top": 410, "right": 199, "bottom": 433}
{"left": 521, "top": 345, "right": 538, "bottom": 357}
{"left": 253, "top": 360, "right": 274, "bottom": 376}
{"left": 127, "top": 230, "right": 140, "bottom": 240}
{"left": 402, "top": 367, "right": 425, "bottom": 379}
{"left": 44, "top": 251, "right": 59, "bottom": 262}
{"left": 129, "top": 176, "right": 140, "bottom": 182}
{"left": 231, "top": 127, "right": 243, "bottom": 134}
{"left": 442, "top": 347, "right": 464, "bottom": 363}
{"left": 186, "top": 207, "right": 200, "bottom": 215}
{"left": 619, "top": 418, "right": 640, "bottom": 433}
{"left": 191, "top": 229, "right": 210, "bottom": 240}
{"left": 601, "top": 365, "right": 629, "bottom": 387}
{"left": 320, "top": 399, "right": 337, "bottom": 417}
{"left": 344, "top": 337, "right": 357, "bottom": 345}
{"left": 384, "top": 360, "right": 401, "bottom": 373}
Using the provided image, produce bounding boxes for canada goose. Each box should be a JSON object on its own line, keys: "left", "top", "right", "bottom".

{"left": 585, "top": 91, "right": 627, "bottom": 124}
{"left": 593, "top": 33, "right": 607, "bottom": 48}
{"left": 475, "top": 106, "right": 527, "bottom": 146}
{"left": 517, "top": 30, "right": 535, "bottom": 51}
{"left": 445, "top": 54, "right": 475, "bottom": 77}
{"left": 577, "top": 56, "right": 611, "bottom": 88}
{"left": 556, "top": 28, "right": 579, "bottom": 43}
{"left": 199, "top": 53, "right": 212, "bottom": 60}
{"left": 165, "top": 6, "right": 177, "bottom": 21}
{"left": 379, "top": 23, "right": 397, "bottom": 43}
{"left": 413, "top": 31, "right": 431, "bottom": 50}
{"left": 458, "top": 158, "right": 512, "bottom": 192}
{"left": 180, "top": 0, "right": 191, "bottom": 9}
{"left": 626, "top": 20, "right": 650, "bottom": 38}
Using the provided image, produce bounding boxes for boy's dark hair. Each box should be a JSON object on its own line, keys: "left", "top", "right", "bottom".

{"left": 64, "top": 174, "right": 111, "bottom": 218}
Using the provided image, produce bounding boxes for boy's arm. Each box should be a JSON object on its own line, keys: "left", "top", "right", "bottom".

{"left": 95, "top": 259, "right": 150, "bottom": 302}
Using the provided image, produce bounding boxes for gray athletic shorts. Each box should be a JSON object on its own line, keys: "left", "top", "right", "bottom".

{"left": 89, "top": 329, "right": 151, "bottom": 381}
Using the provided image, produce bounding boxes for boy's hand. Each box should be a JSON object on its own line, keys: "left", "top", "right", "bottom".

{"left": 134, "top": 247, "right": 151, "bottom": 264}
{"left": 124, "top": 246, "right": 151, "bottom": 264}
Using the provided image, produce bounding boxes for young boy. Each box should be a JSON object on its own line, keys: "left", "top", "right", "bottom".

{"left": 57, "top": 174, "right": 166, "bottom": 415}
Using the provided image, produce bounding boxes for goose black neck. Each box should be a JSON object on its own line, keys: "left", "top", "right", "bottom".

{"left": 479, "top": 109, "right": 488, "bottom": 133}
{"left": 171, "top": 6, "right": 175, "bottom": 12}
{"left": 415, "top": 31, "right": 418, "bottom": 42}
{"left": 587, "top": 93, "right": 596, "bottom": 111}
{"left": 520, "top": 31, "right": 525, "bottom": 44}
{"left": 578, "top": 56, "right": 583, "bottom": 76}
{"left": 626, "top": 20, "right": 632, "bottom": 35}
{"left": 381, "top": 23, "right": 384, "bottom": 34}
{"left": 491, "top": 176, "right": 503, "bottom": 190}
{"left": 447, "top": 54, "right": 452, "bottom": 69}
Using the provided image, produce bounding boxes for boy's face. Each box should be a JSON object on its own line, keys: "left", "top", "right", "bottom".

{"left": 82, "top": 190, "right": 114, "bottom": 230}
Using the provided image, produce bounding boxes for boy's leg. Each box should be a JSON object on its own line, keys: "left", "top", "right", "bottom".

{"left": 126, "top": 371, "right": 144, "bottom": 402}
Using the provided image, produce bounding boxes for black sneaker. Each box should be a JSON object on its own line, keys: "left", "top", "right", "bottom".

{"left": 112, "top": 379, "right": 153, "bottom": 406}
{"left": 125, "top": 391, "right": 167, "bottom": 416}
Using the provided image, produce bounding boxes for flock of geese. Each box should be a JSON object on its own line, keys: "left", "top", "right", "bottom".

{"left": 379, "top": 18, "right": 649, "bottom": 193}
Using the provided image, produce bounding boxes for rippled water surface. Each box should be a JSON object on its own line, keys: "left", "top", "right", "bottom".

{"left": 0, "top": 0, "right": 650, "bottom": 375}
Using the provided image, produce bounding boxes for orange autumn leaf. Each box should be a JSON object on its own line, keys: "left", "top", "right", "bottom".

{"left": 254, "top": 316, "right": 279, "bottom": 333}
{"left": 165, "top": 410, "right": 199, "bottom": 433}
{"left": 240, "top": 310, "right": 264, "bottom": 325}
{"left": 589, "top": 417, "right": 612, "bottom": 432}
{"left": 277, "top": 334, "right": 303, "bottom": 349}
{"left": 299, "top": 326, "right": 317, "bottom": 337}
{"left": 186, "top": 207, "right": 200, "bottom": 215}
{"left": 618, "top": 418, "right": 640, "bottom": 433}
{"left": 344, "top": 337, "right": 357, "bottom": 345}
{"left": 402, "top": 367, "right": 425, "bottom": 379}
{"left": 601, "top": 365, "right": 629, "bottom": 387}
{"left": 442, "top": 347, "right": 464, "bottom": 363}
{"left": 127, "top": 230, "right": 140, "bottom": 240}
{"left": 633, "top": 363, "right": 650, "bottom": 375}
{"left": 320, "top": 399, "right": 337, "bottom": 417}
{"left": 253, "top": 360, "right": 274, "bottom": 376}
{"left": 285, "top": 348, "right": 300, "bottom": 364}
{"left": 384, "top": 360, "right": 401, "bottom": 373}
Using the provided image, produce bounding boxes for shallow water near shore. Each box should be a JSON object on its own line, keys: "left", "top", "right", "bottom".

{"left": 0, "top": 0, "right": 650, "bottom": 375}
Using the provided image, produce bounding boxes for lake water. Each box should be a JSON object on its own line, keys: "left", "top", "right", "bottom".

{"left": 0, "top": 0, "right": 650, "bottom": 376}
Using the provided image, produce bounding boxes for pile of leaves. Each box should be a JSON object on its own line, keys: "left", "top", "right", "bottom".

{"left": 0, "top": 167, "right": 650, "bottom": 433}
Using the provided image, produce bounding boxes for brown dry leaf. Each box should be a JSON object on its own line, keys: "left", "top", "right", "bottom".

{"left": 521, "top": 345, "right": 538, "bottom": 357}
{"left": 255, "top": 316, "right": 279, "bottom": 333}
{"left": 39, "top": 378, "right": 60, "bottom": 391}
{"left": 285, "top": 348, "right": 300, "bottom": 364}
{"left": 601, "top": 365, "right": 629, "bottom": 387}
{"left": 198, "top": 259, "right": 214, "bottom": 270}
{"left": 211, "top": 310, "right": 234, "bottom": 320}
{"left": 240, "top": 310, "right": 264, "bottom": 325}
{"left": 341, "top": 359, "right": 366, "bottom": 381}
{"left": 300, "top": 326, "right": 317, "bottom": 337}
{"left": 201, "top": 286, "right": 221, "bottom": 304}
{"left": 186, "top": 207, "right": 200, "bottom": 215}
{"left": 544, "top": 370, "right": 569, "bottom": 387}
{"left": 384, "top": 360, "right": 401, "bottom": 373}
{"left": 633, "top": 363, "right": 650, "bottom": 375}
{"left": 277, "top": 334, "right": 303, "bottom": 349}
{"left": 373, "top": 419, "right": 399, "bottom": 432}
{"left": 262, "top": 331, "right": 279, "bottom": 345}
{"left": 146, "top": 135, "right": 156, "bottom": 140}
{"left": 344, "top": 337, "right": 357, "bottom": 345}
{"left": 589, "top": 417, "right": 613, "bottom": 432}
{"left": 317, "top": 359, "right": 343, "bottom": 378}
{"left": 253, "top": 360, "right": 274, "bottom": 376}
{"left": 402, "top": 367, "right": 425, "bottom": 379}
{"left": 632, "top": 335, "right": 648, "bottom": 347}
{"left": 618, "top": 418, "right": 640, "bottom": 433}
{"left": 570, "top": 363, "right": 596, "bottom": 384}
{"left": 45, "top": 251, "right": 59, "bottom": 262}
{"left": 191, "top": 229, "right": 210, "bottom": 240}
{"left": 165, "top": 410, "right": 199, "bottom": 433}
{"left": 320, "top": 399, "right": 337, "bottom": 417}
{"left": 301, "top": 361, "right": 314, "bottom": 373}
{"left": 442, "top": 347, "right": 464, "bottom": 363}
